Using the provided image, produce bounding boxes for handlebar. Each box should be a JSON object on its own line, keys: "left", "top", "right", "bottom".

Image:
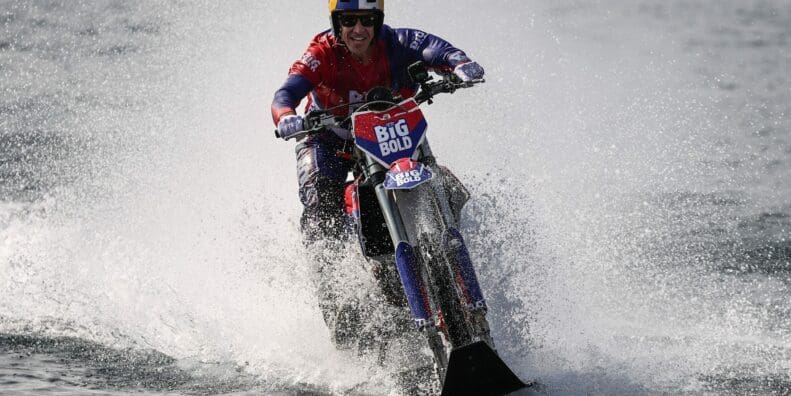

{"left": 274, "top": 75, "right": 484, "bottom": 140}
{"left": 414, "top": 76, "right": 484, "bottom": 104}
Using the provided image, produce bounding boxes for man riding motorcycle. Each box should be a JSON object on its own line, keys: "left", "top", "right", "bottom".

{"left": 271, "top": 0, "right": 485, "bottom": 349}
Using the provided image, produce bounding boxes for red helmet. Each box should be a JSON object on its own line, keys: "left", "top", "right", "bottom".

{"left": 328, "top": 0, "right": 385, "bottom": 37}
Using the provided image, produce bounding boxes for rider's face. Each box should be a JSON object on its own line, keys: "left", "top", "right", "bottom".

{"left": 339, "top": 12, "right": 376, "bottom": 58}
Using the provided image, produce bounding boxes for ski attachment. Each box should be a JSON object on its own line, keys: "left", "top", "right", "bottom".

{"left": 440, "top": 341, "right": 529, "bottom": 396}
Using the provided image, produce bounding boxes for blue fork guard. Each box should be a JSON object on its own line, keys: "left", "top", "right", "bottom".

{"left": 395, "top": 242, "right": 432, "bottom": 327}
{"left": 445, "top": 228, "right": 486, "bottom": 310}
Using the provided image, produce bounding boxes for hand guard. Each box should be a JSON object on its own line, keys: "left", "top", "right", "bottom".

{"left": 453, "top": 61, "right": 485, "bottom": 82}
{"left": 277, "top": 114, "right": 304, "bottom": 141}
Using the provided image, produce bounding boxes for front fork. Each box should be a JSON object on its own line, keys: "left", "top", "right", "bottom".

{"left": 364, "top": 154, "right": 489, "bottom": 340}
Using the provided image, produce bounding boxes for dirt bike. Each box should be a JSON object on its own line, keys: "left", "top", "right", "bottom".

{"left": 277, "top": 62, "right": 529, "bottom": 395}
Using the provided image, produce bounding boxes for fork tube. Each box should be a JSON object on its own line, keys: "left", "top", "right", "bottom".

{"left": 366, "top": 157, "right": 410, "bottom": 245}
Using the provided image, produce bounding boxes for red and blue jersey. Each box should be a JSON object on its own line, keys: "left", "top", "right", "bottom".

{"left": 271, "top": 25, "right": 473, "bottom": 129}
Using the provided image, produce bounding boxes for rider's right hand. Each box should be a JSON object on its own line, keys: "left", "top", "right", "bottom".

{"left": 277, "top": 114, "right": 304, "bottom": 140}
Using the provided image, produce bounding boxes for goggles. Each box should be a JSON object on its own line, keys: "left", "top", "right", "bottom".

{"left": 338, "top": 13, "right": 378, "bottom": 28}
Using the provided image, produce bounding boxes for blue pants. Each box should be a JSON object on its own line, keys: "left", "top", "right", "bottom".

{"left": 295, "top": 133, "right": 355, "bottom": 244}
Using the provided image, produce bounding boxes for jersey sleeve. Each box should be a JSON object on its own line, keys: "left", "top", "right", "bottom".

{"left": 271, "top": 34, "right": 334, "bottom": 125}
{"left": 288, "top": 36, "right": 332, "bottom": 86}
{"left": 393, "top": 28, "right": 473, "bottom": 71}
{"left": 271, "top": 74, "right": 313, "bottom": 125}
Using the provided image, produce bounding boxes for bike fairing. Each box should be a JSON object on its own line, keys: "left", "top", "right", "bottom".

{"left": 352, "top": 98, "right": 427, "bottom": 166}
{"left": 271, "top": 25, "right": 474, "bottom": 127}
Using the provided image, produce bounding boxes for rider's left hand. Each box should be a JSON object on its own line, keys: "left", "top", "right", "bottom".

{"left": 453, "top": 61, "right": 484, "bottom": 82}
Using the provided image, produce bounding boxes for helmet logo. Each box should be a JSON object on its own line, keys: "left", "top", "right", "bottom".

{"left": 329, "top": 0, "right": 384, "bottom": 12}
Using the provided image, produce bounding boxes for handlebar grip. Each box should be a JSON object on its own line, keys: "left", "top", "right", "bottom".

{"left": 302, "top": 117, "right": 316, "bottom": 131}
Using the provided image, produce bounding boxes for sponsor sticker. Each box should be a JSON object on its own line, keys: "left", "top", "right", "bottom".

{"left": 300, "top": 52, "right": 321, "bottom": 72}
{"left": 392, "top": 169, "right": 423, "bottom": 186}
{"left": 352, "top": 98, "right": 427, "bottom": 167}
{"left": 409, "top": 30, "right": 428, "bottom": 50}
{"left": 384, "top": 160, "right": 433, "bottom": 190}
{"left": 374, "top": 119, "right": 412, "bottom": 156}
